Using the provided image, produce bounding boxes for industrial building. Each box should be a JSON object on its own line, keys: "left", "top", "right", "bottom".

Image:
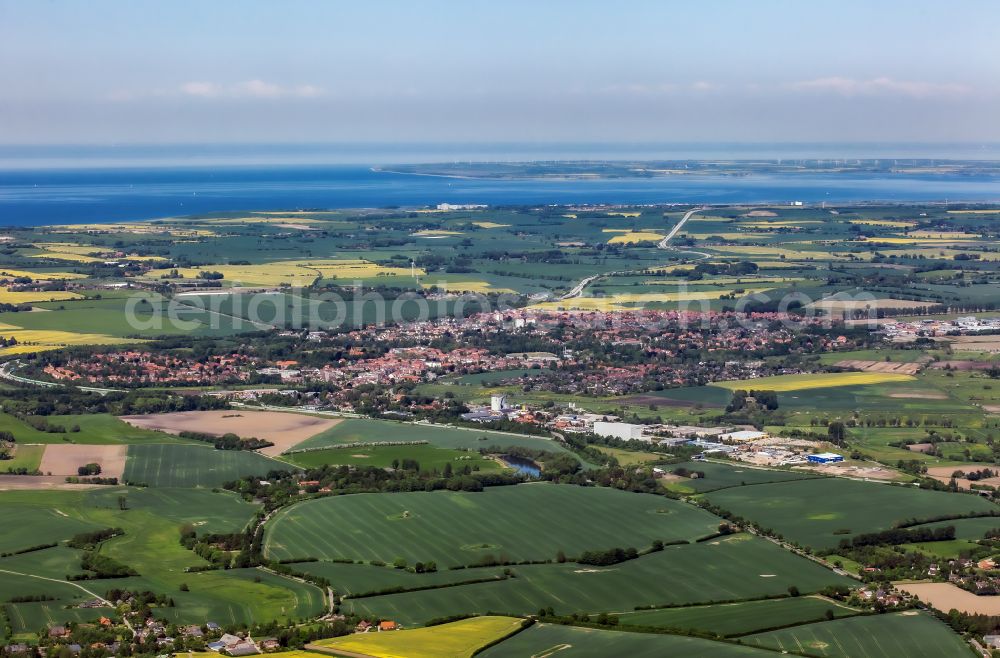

{"left": 593, "top": 421, "right": 646, "bottom": 441}
{"left": 719, "top": 430, "right": 768, "bottom": 443}
{"left": 807, "top": 452, "right": 844, "bottom": 464}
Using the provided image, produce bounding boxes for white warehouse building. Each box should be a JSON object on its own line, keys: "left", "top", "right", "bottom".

{"left": 593, "top": 421, "right": 646, "bottom": 441}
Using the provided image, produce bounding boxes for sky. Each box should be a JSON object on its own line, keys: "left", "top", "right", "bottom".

{"left": 1, "top": 0, "right": 998, "bottom": 145}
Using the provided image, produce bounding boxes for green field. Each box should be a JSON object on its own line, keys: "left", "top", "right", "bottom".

{"left": 0, "top": 412, "right": 191, "bottom": 446}
{"left": 742, "top": 611, "right": 969, "bottom": 657}
{"left": 901, "top": 538, "right": 983, "bottom": 559}
{"left": 479, "top": 623, "right": 772, "bottom": 657}
{"left": 0, "top": 487, "right": 322, "bottom": 627}
{"left": 124, "top": 444, "right": 286, "bottom": 487}
{"left": 291, "top": 417, "right": 574, "bottom": 456}
{"left": 0, "top": 294, "right": 252, "bottom": 339}
{"left": 281, "top": 444, "right": 502, "bottom": 473}
{"left": 0, "top": 504, "right": 103, "bottom": 554}
{"left": 6, "top": 600, "right": 118, "bottom": 637}
{"left": 1, "top": 443, "right": 45, "bottom": 472}
{"left": 339, "top": 535, "right": 853, "bottom": 625}
{"left": 662, "top": 460, "right": 821, "bottom": 493}
{"left": 907, "top": 516, "right": 1000, "bottom": 540}
{"left": 616, "top": 596, "right": 859, "bottom": 636}
{"left": 702, "top": 478, "right": 998, "bottom": 549}
{"left": 290, "top": 561, "right": 509, "bottom": 596}
{"left": 593, "top": 446, "right": 666, "bottom": 466}
{"left": 264, "top": 484, "right": 722, "bottom": 566}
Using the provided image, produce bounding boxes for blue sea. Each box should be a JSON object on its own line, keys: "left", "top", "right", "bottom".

{"left": 1, "top": 143, "right": 999, "bottom": 227}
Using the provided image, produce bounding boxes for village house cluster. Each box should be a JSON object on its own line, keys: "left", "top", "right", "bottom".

{"left": 30, "top": 308, "right": 862, "bottom": 420}
{"left": 42, "top": 351, "right": 258, "bottom": 386}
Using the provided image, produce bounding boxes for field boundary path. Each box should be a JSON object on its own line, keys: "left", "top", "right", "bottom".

{"left": 0, "top": 567, "right": 136, "bottom": 637}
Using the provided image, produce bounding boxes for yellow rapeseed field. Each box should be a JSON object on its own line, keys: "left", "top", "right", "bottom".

{"left": 708, "top": 245, "right": 856, "bottom": 260}
{"left": 0, "top": 325, "right": 132, "bottom": 358}
{"left": 207, "top": 216, "right": 330, "bottom": 225}
{"left": 604, "top": 229, "right": 665, "bottom": 244}
{"left": 471, "top": 221, "right": 510, "bottom": 229}
{"left": 308, "top": 616, "right": 523, "bottom": 658}
{"left": 711, "top": 371, "right": 916, "bottom": 392}
{"left": 879, "top": 248, "right": 1000, "bottom": 261}
{"left": 0, "top": 288, "right": 83, "bottom": 304}
{"left": 0, "top": 269, "right": 86, "bottom": 280}
{"left": 849, "top": 219, "right": 917, "bottom": 228}
{"left": 146, "top": 259, "right": 423, "bottom": 287}
{"left": 907, "top": 230, "right": 982, "bottom": 239}
{"left": 49, "top": 223, "right": 216, "bottom": 237}
{"left": 30, "top": 243, "right": 166, "bottom": 262}
{"left": 252, "top": 211, "right": 343, "bottom": 215}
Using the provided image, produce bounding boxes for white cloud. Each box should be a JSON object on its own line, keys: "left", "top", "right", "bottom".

{"left": 790, "top": 76, "right": 970, "bottom": 98}
{"left": 180, "top": 81, "right": 222, "bottom": 98}
{"left": 106, "top": 80, "right": 325, "bottom": 101}
{"left": 595, "top": 82, "right": 680, "bottom": 95}
{"left": 185, "top": 79, "right": 325, "bottom": 98}
{"left": 232, "top": 79, "right": 282, "bottom": 98}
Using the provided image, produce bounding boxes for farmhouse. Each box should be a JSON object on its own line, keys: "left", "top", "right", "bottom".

{"left": 808, "top": 452, "right": 844, "bottom": 464}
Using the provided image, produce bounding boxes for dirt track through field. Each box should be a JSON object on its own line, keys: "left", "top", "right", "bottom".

{"left": 0, "top": 475, "right": 102, "bottom": 491}
{"left": 121, "top": 410, "right": 341, "bottom": 455}
{"left": 37, "top": 444, "right": 127, "bottom": 478}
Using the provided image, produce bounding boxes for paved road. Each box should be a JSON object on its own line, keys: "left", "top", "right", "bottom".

{"left": 0, "top": 360, "right": 122, "bottom": 395}
{"left": 558, "top": 272, "right": 605, "bottom": 301}
{"left": 556, "top": 207, "right": 708, "bottom": 301}
{"left": 657, "top": 207, "right": 705, "bottom": 249}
